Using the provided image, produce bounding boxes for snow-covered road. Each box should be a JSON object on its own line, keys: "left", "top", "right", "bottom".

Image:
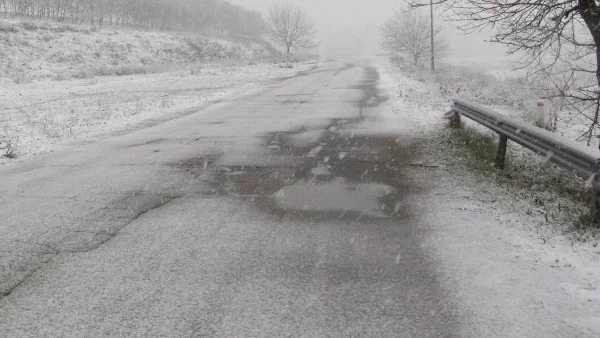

{"left": 0, "top": 58, "right": 599, "bottom": 336}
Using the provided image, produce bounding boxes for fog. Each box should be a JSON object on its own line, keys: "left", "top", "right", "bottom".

{"left": 229, "top": 0, "right": 507, "bottom": 59}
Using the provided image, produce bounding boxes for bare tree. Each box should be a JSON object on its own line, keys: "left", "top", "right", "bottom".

{"left": 0, "top": 0, "right": 7, "bottom": 16}
{"left": 267, "top": 4, "right": 316, "bottom": 54}
{"left": 408, "top": 0, "right": 600, "bottom": 143}
{"left": 381, "top": 9, "right": 448, "bottom": 64}
{"left": 1, "top": 0, "right": 266, "bottom": 39}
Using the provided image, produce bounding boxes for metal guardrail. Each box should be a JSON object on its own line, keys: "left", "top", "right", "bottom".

{"left": 448, "top": 98, "right": 600, "bottom": 180}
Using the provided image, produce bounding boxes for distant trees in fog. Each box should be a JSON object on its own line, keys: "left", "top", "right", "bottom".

{"left": 380, "top": 9, "right": 447, "bottom": 64}
{"left": 267, "top": 4, "right": 316, "bottom": 54}
{"left": 0, "top": 0, "right": 265, "bottom": 38}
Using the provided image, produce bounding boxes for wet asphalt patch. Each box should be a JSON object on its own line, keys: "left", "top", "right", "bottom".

{"left": 355, "top": 67, "right": 389, "bottom": 110}
{"left": 193, "top": 66, "right": 419, "bottom": 221}
{"left": 207, "top": 117, "right": 419, "bottom": 222}
{"left": 166, "top": 154, "right": 223, "bottom": 179}
{"left": 156, "top": 65, "right": 419, "bottom": 222}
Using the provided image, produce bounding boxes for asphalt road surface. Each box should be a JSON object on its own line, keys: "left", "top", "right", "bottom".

{"left": 0, "top": 60, "right": 458, "bottom": 336}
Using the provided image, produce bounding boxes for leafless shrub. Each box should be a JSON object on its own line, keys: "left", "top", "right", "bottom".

{"left": 0, "top": 20, "right": 17, "bottom": 33}
{"left": 2, "top": 139, "right": 18, "bottom": 159}
{"left": 20, "top": 20, "right": 39, "bottom": 31}
{"left": 41, "top": 117, "right": 62, "bottom": 139}
{"left": 54, "top": 23, "right": 77, "bottom": 33}
{"left": 52, "top": 73, "right": 68, "bottom": 81}
{"left": 73, "top": 64, "right": 164, "bottom": 79}
{"left": 73, "top": 69, "right": 95, "bottom": 79}
{"left": 13, "top": 76, "right": 32, "bottom": 84}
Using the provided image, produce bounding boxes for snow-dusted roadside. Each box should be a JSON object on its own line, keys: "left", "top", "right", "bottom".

{"left": 378, "top": 57, "right": 600, "bottom": 336}
{"left": 0, "top": 62, "right": 316, "bottom": 166}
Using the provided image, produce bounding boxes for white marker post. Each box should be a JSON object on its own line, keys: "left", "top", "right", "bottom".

{"left": 536, "top": 100, "right": 547, "bottom": 128}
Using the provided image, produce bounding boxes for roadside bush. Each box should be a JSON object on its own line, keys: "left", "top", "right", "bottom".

{"left": 0, "top": 21, "right": 18, "bottom": 33}
{"left": 1, "top": 139, "right": 18, "bottom": 159}
{"left": 390, "top": 56, "right": 546, "bottom": 129}
{"left": 73, "top": 69, "right": 95, "bottom": 79}
{"left": 73, "top": 64, "right": 167, "bottom": 79}
{"left": 109, "top": 65, "right": 147, "bottom": 76}
{"left": 54, "top": 24, "right": 78, "bottom": 33}
{"left": 390, "top": 56, "right": 540, "bottom": 110}
{"left": 20, "top": 20, "right": 39, "bottom": 31}
{"left": 13, "top": 76, "right": 33, "bottom": 84}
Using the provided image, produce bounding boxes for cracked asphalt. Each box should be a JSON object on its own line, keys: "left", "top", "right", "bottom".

{"left": 0, "top": 59, "right": 458, "bottom": 336}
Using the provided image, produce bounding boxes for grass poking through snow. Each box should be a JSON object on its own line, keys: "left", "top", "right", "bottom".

{"left": 448, "top": 126, "right": 513, "bottom": 174}
{"left": 446, "top": 123, "right": 596, "bottom": 238}
{"left": 383, "top": 56, "right": 600, "bottom": 240}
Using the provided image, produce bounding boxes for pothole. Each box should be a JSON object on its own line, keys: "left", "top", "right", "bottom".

{"left": 166, "top": 154, "right": 222, "bottom": 178}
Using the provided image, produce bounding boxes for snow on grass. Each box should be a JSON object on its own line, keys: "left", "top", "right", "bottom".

{"left": 0, "top": 18, "right": 317, "bottom": 165}
{"left": 380, "top": 56, "right": 600, "bottom": 235}
{"left": 0, "top": 62, "right": 315, "bottom": 166}
{"left": 378, "top": 56, "right": 600, "bottom": 336}
{"left": 0, "top": 18, "right": 278, "bottom": 83}
{"left": 377, "top": 59, "right": 441, "bottom": 134}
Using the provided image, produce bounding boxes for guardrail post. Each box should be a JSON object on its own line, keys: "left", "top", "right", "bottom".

{"left": 450, "top": 111, "right": 461, "bottom": 129}
{"left": 495, "top": 135, "right": 508, "bottom": 170}
{"left": 592, "top": 174, "right": 600, "bottom": 222}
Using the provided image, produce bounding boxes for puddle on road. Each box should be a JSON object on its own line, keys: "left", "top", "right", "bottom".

{"left": 272, "top": 178, "right": 393, "bottom": 218}
{"left": 166, "top": 154, "right": 223, "bottom": 178}
{"left": 216, "top": 165, "right": 306, "bottom": 196}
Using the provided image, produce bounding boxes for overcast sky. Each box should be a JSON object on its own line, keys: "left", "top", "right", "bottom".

{"left": 229, "top": 0, "right": 508, "bottom": 59}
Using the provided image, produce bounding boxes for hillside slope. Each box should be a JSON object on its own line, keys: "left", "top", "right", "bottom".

{"left": 0, "top": 19, "right": 317, "bottom": 164}
{"left": 0, "top": 19, "right": 279, "bottom": 83}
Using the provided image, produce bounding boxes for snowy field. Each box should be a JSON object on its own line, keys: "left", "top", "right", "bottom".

{"left": 381, "top": 56, "right": 599, "bottom": 233}
{"left": 0, "top": 19, "right": 276, "bottom": 83}
{"left": 0, "top": 18, "right": 316, "bottom": 166}
{"left": 0, "top": 62, "right": 314, "bottom": 166}
{"left": 378, "top": 57, "right": 600, "bottom": 336}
